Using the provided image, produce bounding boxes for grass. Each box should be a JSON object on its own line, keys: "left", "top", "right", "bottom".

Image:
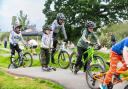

{"left": 0, "top": 46, "right": 64, "bottom": 89}
{"left": 0, "top": 69, "right": 64, "bottom": 89}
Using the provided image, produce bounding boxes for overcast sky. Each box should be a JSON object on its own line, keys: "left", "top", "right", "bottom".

{"left": 0, "top": 0, "right": 46, "bottom": 32}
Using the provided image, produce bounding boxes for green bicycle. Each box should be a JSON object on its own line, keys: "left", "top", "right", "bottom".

{"left": 69, "top": 44, "right": 106, "bottom": 74}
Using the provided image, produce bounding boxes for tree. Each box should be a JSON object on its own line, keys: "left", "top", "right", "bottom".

{"left": 43, "top": 0, "right": 128, "bottom": 41}
{"left": 18, "top": 10, "right": 29, "bottom": 31}
{"left": 11, "top": 16, "right": 17, "bottom": 26}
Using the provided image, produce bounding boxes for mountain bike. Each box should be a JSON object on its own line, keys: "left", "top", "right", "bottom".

{"left": 69, "top": 43, "right": 106, "bottom": 74}
{"left": 8, "top": 45, "right": 33, "bottom": 69}
{"left": 86, "top": 63, "right": 128, "bottom": 89}
{"left": 39, "top": 42, "right": 70, "bottom": 69}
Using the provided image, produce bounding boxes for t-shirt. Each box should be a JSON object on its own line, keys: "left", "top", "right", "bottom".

{"left": 9, "top": 30, "right": 23, "bottom": 44}
{"left": 112, "top": 37, "right": 128, "bottom": 55}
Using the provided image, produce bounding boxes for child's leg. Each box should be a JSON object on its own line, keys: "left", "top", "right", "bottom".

{"left": 75, "top": 47, "right": 85, "bottom": 67}
{"left": 40, "top": 48, "right": 47, "bottom": 67}
{"left": 45, "top": 49, "right": 50, "bottom": 67}
{"left": 103, "top": 51, "right": 120, "bottom": 85}
{"left": 15, "top": 44, "right": 22, "bottom": 57}
{"left": 117, "top": 59, "right": 128, "bottom": 73}
{"left": 10, "top": 43, "right": 15, "bottom": 57}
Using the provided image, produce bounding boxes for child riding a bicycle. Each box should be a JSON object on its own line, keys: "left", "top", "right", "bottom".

{"left": 73, "top": 21, "right": 101, "bottom": 74}
{"left": 40, "top": 25, "right": 53, "bottom": 71}
{"left": 9, "top": 24, "right": 25, "bottom": 59}
{"left": 100, "top": 37, "right": 128, "bottom": 89}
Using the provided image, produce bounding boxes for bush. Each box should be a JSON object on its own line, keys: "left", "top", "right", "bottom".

{"left": 99, "top": 32, "right": 111, "bottom": 48}
{"left": 99, "top": 23, "right": 128, "bottom": 48}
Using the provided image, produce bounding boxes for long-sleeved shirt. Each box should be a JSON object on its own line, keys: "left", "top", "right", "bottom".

{"left": 77, "top": 28, "right": 99, "bottom": 49}
{"left": 51, "top": 20, "right": 67, "bottom": 40}
{"left": 41, "top": 33, "right": 53, "bottom": 49}
{"left": 9, "top": 30, "right": 23, "bottom": 44}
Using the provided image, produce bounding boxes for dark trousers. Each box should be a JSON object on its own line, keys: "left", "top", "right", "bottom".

{"left": 40, "top": 48, "right": 50, "bottom": 67}
{"left": 51, "top": 33, "right": 58, "bottom": 63}
{"left": 10, "top": 43, "right": 22, "bottom": 56}
{"left": 75, "top": 46, "right": 88, "bottom": 69}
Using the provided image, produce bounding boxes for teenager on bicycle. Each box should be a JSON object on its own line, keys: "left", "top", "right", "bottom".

{"left": 9, "top": 24, "right": 25, "bottom": 59}
{"left": 51, "top": 13, "right": 68, "bottom": 64}
{"left": 73, "top": 21, "right": 100, "bottom": 74}
{"left": 100, "top": 37, "right": 128, "bottom": 89}
{"left": 40, "top": 25, "right": 53, "bottom": 71}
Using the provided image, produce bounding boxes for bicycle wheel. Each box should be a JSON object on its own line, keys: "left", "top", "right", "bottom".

{"left": 69, "top": 52, "right": 77, "bottom": 72}
{"left": 124, "top": 84, "right": 128, "bottom": 89}
{"left": 22, "top": 52, "right": 33, "bottom": 67}
{"left": 58, "top": 51, "right": 70, "bottom": 69}
{"left": 92, "top": 55, "right": 106, "bottom": 71}
{"left": 86, "top": 64, "right": 105, "bottom": 89}
{"left": 8, "top": 56, "right": 19, "bottom": 69}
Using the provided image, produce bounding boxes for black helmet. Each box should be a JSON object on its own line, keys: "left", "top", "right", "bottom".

{"left": 56, "top": 13, "right": 65, "bottom": 20}
{"left": 42, "top": 25, "right": 52, "bottom": 31}
{"left": 85, "top": 21, "right": 96, "bottom": 28}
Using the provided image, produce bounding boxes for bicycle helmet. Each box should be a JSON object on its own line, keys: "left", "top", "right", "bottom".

{"left": 85, "top": 21, "right": 96, "bottom": 28}
{"left": 42, "top": 25, "right": 52, "bottom": 31}
{"left": 13, "top": 24, "right": 22, "bottom": 29}
{"left": 56, "top": 13, "right": 65, "bottom": 20}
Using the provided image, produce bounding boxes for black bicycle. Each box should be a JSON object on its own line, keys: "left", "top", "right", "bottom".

{"left": 8, "top": 45, "right": 33, "bottom": 69}
{"left": 39, "top": 42, "right": 70, "bottom": 69}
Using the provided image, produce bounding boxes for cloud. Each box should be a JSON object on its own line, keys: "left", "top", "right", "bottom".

{"left": 0, "top": 0, "right": 46, "bottom": 32}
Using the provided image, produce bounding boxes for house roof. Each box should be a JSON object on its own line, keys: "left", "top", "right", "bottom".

{"left": 21, "top": 29, "right": 43, "bottom": 36}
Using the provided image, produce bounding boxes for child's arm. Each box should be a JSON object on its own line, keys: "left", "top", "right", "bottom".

{"left": 9, "top": 31, "right": 15, "bottom": 44}
{"left": 81, "top": 30, "right": 90, "bottom": 43}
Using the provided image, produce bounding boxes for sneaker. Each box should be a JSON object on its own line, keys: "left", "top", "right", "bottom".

{"left": 100, "top": 84, "right": 108, "bottom": 89}
{"left": 73, "top": 65, "right": 79, "bottom": 74}
{"left": 47, "top": 66, "right": 56, "bottom": 71}
{"left": 42, "top": 67, "right": 51, "bottom": 72}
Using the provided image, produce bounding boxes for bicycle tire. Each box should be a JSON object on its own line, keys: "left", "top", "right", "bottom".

{"left": 124, "top": 84, "right": 128, "bottom": 89}
{"left": 22, "top": 52, "right": 33, "bottom": 67}
{"left": 86, "top": 64, "right": 105, "bottom": 89}
{"left": 92, "top": 55, "right": 106, "bottom": 71}
{"left": 8, "top": 63, "right": 18, "bottom": 69}
{"left": 8, "top": 56, "right": 19, "bottom": 68}
{"left": 58, "top": 51, "right": 70, "bottom": 69}
{"left": 69, "top": 52, "right": 77, "bottom": 72}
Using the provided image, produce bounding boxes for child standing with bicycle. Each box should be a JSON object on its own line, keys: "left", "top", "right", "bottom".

{"left": 9, "top": 24, "right": 24, "bottom": 59}
{"left": 100, "top": 37, "right": 128, "bottom": 89}
{"left": 73, "top": 21, "right": 101, "bottom": 74}
{"left": 40, "top": 25, "right": 53, "bottom": 71}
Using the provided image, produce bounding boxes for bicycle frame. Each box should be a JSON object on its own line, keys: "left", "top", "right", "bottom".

{"left": 93, "top": 70, "right": 128, "bottom": 85}
{"left": 82, "top": 47, "right": 95, "bottom": 63}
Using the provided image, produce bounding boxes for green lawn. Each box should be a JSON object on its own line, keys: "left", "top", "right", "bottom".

{"left": 0, "top": 69, "right": 64, "bottom": 89}
{"left": 0, "top": 46, "right": 64, "bottom": 89}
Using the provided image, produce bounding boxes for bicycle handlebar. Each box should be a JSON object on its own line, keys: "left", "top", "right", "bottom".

{"left": 88, "top": 43, "right": 101, "bottom": 50}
